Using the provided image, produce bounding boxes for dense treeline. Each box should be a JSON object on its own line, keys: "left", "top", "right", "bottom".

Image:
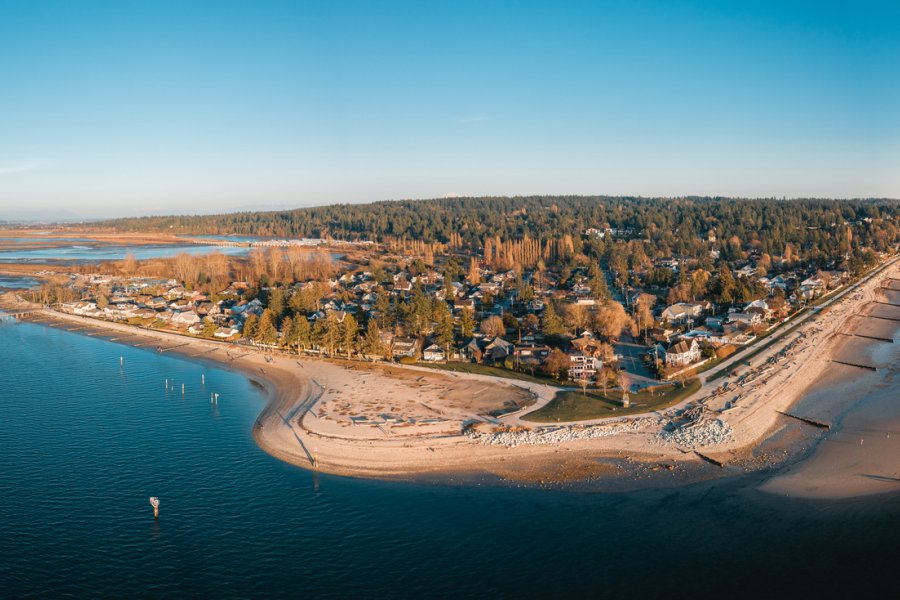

{"left": 96, "top": 196, "right": 899, "bottom": 259}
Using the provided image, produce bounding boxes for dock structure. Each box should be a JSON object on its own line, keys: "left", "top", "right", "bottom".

{"left": 776, "top": 410, "right": 831, "bottom": 429}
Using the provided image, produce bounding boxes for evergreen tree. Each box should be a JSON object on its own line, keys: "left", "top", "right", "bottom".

{"left": 340, "top": 314, "right": 358, "bottom": 357}
{"left": 361, "top": 319, "right": 385, "bottom": 360}
{"left": 266, "top": 288, "right": 285, "bottom": 321}
{"left": 460, "top": 307, "right": 475, "bottom": 338}
{"left": 314, "top": 313, "right": 341, "bottom": 356}
{"left": 242, "top": 313, "right": 259, "bottom": 339}
{"left": 279, "top": 316, "right": 294, "bottom": 348}
{"left": 291, "top": 315, "right": 312, "bottom": 350}
{"left": 541, "top": 302, "right": 565, "bottom": 336}
{"left": 587, "top": 262, "right": 610, "bottom": 301}
{"left": 256, "top": 309, "right": 278, "bottom": 345}
{"left": 434, "top": 301, "right": 455, "bottom": 350}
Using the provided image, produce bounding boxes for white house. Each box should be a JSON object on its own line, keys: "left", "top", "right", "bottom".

{"left": 171, "top": 310, "right": 201, "bottom": 326}
{"left": 665, "top": 339, "right": 701, "bottom": 367}
{"left": 568, "top": 353, "right": 603, "bottom": 382}
{"left": 727, "top": 311, "right": 762, "bottom": 327}
{"left": 422, "top": 344, "right": 446, "bottom": 362}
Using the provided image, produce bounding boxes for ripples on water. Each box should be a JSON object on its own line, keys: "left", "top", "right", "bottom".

{"left": 0, "top": 319, "right": 898, "bottom": 598}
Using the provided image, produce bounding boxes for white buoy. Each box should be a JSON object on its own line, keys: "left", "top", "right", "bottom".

{"left": 165, "top": 379, "right": 168, "bottom": 389}
{"left": 181, "top": 383, "right": 185, "bottom": 395}
{"left": 201, "top": 374, "right": 205, "bottom": 385}
{"left": 120, "top": 356, "right": 123, "bottom": 366}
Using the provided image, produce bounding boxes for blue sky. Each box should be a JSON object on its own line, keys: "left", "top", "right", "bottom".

{"left": 1, "top": 0, "right": 898, "bottom": 218}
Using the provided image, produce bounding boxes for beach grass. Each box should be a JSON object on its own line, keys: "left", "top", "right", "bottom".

{"left": 523, "top": 378, "right": 701, "bottom": 422}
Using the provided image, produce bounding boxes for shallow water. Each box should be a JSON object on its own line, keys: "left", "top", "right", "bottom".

{"left": 0, "top": 275, "right": 39, "bottom": 290}
{"left": 0, "top": 243, "right": 251, "bottom": 263}
{"left": 0, "top": 318, "right": 898, "bottom": 598}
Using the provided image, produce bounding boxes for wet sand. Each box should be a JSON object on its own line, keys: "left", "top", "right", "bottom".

{"left": 760, "top": 288, "right": 900, "bottom": 499}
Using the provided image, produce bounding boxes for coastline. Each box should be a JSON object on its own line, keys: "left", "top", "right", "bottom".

{"left": 2, "top": 260, "right": 898, "bottom": 495}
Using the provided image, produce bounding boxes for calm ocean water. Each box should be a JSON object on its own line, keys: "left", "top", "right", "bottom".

{"left": 1, "top": 318, "right": 898, "bottom": 599}
{"left": 0, "top": 243, "right": 251, "bottom": 263}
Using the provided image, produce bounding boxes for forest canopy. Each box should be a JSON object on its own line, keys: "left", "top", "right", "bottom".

{"left": 94, "top": 195, "right": 899, "bottom": 258}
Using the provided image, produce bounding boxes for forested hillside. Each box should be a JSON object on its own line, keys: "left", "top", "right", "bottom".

{"left": 96, "top": 196, "right": 899, "bottom": 259}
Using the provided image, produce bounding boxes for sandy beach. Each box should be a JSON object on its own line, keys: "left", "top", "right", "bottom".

{"left": 2, "top": 260, "right": 898, "bottom": 494}
{"left": 759, "top": 286, "right": 900, "bottom": 499}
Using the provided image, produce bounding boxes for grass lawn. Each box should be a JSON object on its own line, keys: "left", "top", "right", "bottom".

{"left": 523, "top": 378, "right": 701, "bottom": 422}
{"left": 420, "top": 361, "right": 561, "bottom": 386}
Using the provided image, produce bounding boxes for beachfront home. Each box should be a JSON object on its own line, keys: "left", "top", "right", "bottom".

{"left": 391, "top": 337, "right": 420, "bottom": 360}
{"left": 214, "top": 326, "right": 239, "bottom": 339}
{"left": 664, "top": 339, "right": 701, "bottom": 367}
{"left": 568, "top": 352, "right": 603, "bottom": 382}
{"left": 171, "top": 310, "right": 201, "bottom": 327}
{"left": 422, "top": 344, "right": 446, "bottom": 362}
{"left": 726, "top": 311, "right": 762, "bottom": 327}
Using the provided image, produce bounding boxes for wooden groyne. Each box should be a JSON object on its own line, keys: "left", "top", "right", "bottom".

{"left": 158, "top": 342, "right": 191, "bottom": 353}
{"left": 868, "top": 315, "right": 900, "bottom": 322}
{"left": 830, "top": 359, "right": 877, "bottom": 371}
{"left": 694, "top": 451, "right": 726, "bottom": 468}
{"left": 776, "top": 410, "right": 831, "bottom": 429}
{"left": 839, "top": 332, "right": 895, "bottom": 343}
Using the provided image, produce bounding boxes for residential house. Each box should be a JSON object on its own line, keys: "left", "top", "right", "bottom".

{"left": 661, "top": 302, "right": 705, "bottom": 324}
{"left": 665, "top": 339, "right": 701, "bottom": 367}
{"left": 422, "top": 344, "right": 446, "bottom": 362}
{"left": 391, "top": 337, "right": 420, "bottom": 359}
{"left": 483, "top": 337, "right": 514, "bottom": 363}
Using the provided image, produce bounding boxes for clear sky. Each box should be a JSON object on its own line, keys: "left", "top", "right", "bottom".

{"left": 1, "top": 0, "right": 898, "bottom": 218}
